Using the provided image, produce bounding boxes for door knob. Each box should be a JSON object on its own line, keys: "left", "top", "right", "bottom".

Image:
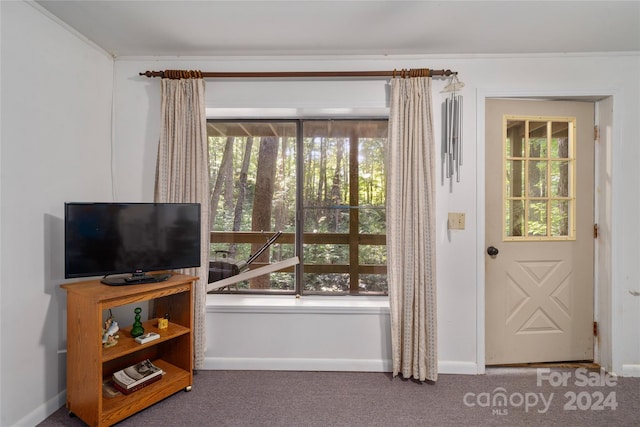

{"left": 487, "top": 246, "right": 499, "bottom": 256}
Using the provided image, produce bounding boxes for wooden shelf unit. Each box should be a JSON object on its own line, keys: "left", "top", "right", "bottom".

{"left": 61, "top": 273, "right": 196, "bottom": 427}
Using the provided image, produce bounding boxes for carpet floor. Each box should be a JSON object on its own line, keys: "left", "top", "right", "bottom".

{"left": 38, "top": 368, "right": 639, "bottom": 426}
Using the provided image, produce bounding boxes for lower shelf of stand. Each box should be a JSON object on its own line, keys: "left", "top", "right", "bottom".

{"left": 101, "top": 359, "right": 191, "bottom": 426}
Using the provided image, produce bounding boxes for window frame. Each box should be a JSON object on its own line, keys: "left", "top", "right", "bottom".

{"left": 207, "top": 117, "right": 388, "bottom": 296}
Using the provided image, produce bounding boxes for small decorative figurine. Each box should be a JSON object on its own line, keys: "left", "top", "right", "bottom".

{"left": 157, "top": 317, "right": 168, "bottom": 329}
{"left": 102, "top": 310, "right": 120, "bottom": 348}
{"left": 130, "top": 307, "right": 145, "bottom": 338}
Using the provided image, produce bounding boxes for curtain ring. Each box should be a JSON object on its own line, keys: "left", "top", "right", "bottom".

{"left": 163, "top": 69, "right": 203, "bottom": 79}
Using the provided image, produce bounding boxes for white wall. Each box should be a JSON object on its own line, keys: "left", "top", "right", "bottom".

{"left": 113, "top": 52, "right": 640, "bottom": 377}
{"left": 0, "top": 2, "right": 114, "bottom": 426}
{"left": 205, "top": 295, "right": 393, "bottom": 372}
{"left": 1, "top": 1, "right": 639, "bottom": 425}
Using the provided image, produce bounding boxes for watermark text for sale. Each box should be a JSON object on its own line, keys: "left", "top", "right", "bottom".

{"left": 463, "top": 368, "right": 618, "bottom": 416}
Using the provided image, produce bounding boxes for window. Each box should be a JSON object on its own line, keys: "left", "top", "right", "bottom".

{"left": 503, "top": 116, "right": 576, "bottom": 240}
{"left": 207, "top": 119, "right": 388, "bottom": 295}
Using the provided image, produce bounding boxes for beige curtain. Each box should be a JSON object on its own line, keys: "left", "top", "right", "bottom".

{"left": 155, "top": 77, "right": 210, "bottom": 370}
{"left": 387, "top": 76, "right": 438, "bottom": 382}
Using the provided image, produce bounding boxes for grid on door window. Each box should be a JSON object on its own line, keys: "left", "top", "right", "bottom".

{"left": 503, "top": 116, "right": 576, "bottom": 240}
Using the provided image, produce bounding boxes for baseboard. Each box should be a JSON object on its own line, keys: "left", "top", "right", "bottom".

{"left": 622, "top": 364, "right": 640, "bottom": 377}
{"left": 437, "top": 361, "right": 479, "bottom": 375}
{"left": 15, "top": 390, "right": 65, "bottom": 427}
{"left": 203, "top": 357, "right": 393, "bottom": 372}
{"left": 203, "top": 357, "right": 479, "bottom": 375}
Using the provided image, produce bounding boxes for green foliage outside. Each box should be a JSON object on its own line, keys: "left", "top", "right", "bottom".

{"left": 208, "top": 120, "right": 388, "bottom": 294}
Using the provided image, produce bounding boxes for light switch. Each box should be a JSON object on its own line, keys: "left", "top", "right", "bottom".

{"left": 448, "top": 212, "right": 465, "bottom": 230}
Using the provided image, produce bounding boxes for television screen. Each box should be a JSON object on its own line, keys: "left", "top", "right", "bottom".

{"left": 65, "top": 202, "right": 201, "bottom": 285}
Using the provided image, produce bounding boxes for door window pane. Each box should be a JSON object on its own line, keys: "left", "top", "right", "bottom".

{"left": 528, "top": 121, "right": 548, "bottom": 158}
{"left": 550, "top": 122, "right": 570, "bottom": 159}
{"left": 506, "top": 120, "right": 525, "bottom": 157}
{"left": 550, "top": 160, "right": 570, "bottom": 197}
{"left": 550, "top": 200, "right": 570, "bottom": 237}
{"left": 505, "top": 199, "right": 524, "bottom": 237}
{"left": 506, "top": 160, "right": 525, "bottom": 197}
{"left": 528, "top": 160, "right": 548, "bottom": 197}
{"left": 528, "top": 201, "right": 548, "bottom": 237}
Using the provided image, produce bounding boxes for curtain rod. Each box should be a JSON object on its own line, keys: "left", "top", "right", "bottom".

{"left": 139, "top": 68, "right": 457, "bottom": 79}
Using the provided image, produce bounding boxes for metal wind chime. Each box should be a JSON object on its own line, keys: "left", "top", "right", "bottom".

{"left": 442, "top": 73, "right": 465, "bottom": 182}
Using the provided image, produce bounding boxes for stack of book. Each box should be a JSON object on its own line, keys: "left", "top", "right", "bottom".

{"left": 112, "top": 359, "right": 163, "bottom": 394}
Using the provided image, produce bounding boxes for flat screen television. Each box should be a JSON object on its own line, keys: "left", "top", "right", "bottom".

{"left": 65, "top": 202, "right": 201, "bottom": 285}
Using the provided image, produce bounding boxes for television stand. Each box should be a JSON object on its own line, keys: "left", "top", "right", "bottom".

{"left": 101, "top": 273, "right": 172, "bottom": 286}
{"left": 61, "top": 274, "right": 196, "bottom": 426}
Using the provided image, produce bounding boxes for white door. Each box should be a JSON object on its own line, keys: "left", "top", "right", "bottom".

{"left": 485, "top": 99, "right": 595, "bottom": 365}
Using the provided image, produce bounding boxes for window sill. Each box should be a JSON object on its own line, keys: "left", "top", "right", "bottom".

{"left": 206, "top": 293, "right": 390, "bottom": 315}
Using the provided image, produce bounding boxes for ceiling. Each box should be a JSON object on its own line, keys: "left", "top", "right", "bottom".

{"left": 35, "top": 1, "right": 640, "bottom": 58}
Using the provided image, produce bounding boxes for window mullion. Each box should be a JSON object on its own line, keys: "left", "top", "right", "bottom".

{"left": 295, "top": 120, "right": 304, "bottom": 295}
{"left": 349, "top": 128, "right": 359, "bottom": 294}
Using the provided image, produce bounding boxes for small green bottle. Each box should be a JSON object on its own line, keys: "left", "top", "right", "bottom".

{"left": 130, "top": 307, "right": 145, "bottom": 338}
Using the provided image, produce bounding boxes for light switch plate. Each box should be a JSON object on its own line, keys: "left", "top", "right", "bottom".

{"left": 448, "top": 212, "right": 465, "bottom": 230}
